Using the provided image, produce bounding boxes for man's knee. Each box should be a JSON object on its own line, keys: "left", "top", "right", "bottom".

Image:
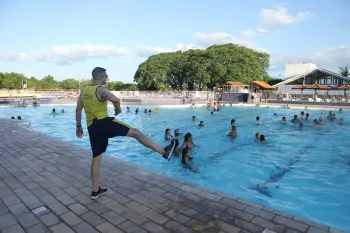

{"left": 126, "top": 128, "right": 141, "bottom": 138}
{"left": 92, "top": 154, "right": 102, "bottom": 164}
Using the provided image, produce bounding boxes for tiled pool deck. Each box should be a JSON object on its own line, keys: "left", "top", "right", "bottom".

{"left": 0, "top": 118, "right": 346, "bottom": 233}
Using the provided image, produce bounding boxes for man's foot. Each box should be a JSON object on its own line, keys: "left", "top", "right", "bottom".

{"left": 163, "top": 140, "right": 176, "bottom": 161}
{"left": 91, "top": 187, "right": 107, "bottom": 199}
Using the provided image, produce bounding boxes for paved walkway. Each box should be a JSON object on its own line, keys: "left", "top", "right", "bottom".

{"left": 0, "top": 119, "right": 346, "bottom": 233}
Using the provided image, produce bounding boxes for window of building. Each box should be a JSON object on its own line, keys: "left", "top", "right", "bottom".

{"left": 287, "top": 78, "right": 304, "bottom": 85}
{"left": 305, "top": 77, "right": 312, "bottom": 84}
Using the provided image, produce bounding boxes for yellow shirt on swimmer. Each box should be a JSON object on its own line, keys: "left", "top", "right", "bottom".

{"left": 80, "top": 85, "right": 108, "bottom": 127}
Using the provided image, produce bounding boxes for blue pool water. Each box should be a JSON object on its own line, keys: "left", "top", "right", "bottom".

{"left": 1, "top": 104, "right": 350, "bottom": 232}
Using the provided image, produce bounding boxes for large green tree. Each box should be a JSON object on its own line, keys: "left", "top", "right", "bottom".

{"left": 133, "top": 43, "right": 271, "bottom": 91}
{"left": 0, "top": 72, "right": 136, "bottom": 91}
{"left": 0, "top": 72, "right": 25, "bottom": 89}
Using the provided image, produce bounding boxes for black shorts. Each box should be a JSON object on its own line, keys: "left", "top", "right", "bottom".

{"left": 87, "top": 117, "right": 131, "bottom": 157}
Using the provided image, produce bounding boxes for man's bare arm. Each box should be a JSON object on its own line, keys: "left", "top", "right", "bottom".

{"left": 76, "top": 97, "right": 84, "bottom": 126}
{"left": 98, "top": 87, "right": 121, "bottom": 114}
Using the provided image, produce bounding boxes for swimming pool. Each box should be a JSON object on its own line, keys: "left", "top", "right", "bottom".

{"left": 1, "top": 104, "right": 349, "bottom": 232}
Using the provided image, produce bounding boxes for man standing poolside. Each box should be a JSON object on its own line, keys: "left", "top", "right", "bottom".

{"left": 76, "top": 67, "right": 175, "bottom": 199}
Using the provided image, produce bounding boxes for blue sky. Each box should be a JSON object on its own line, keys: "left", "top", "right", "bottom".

{"left": 0, "top": 0, "right": 349, "bottom": 83}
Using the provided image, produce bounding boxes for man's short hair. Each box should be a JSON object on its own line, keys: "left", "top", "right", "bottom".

{"left": 92, "top": 67, "right": 106, "bottom": 79}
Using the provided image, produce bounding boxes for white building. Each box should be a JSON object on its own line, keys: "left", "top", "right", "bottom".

{"left": 273, "top": 62, "right": 350, "bottom": 95}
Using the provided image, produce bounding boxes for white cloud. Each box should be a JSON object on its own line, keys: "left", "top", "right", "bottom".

{"left": 136, "top": 45, "right": 174, "bottom": 57}
{"left": 136, "top": 44, "right": 202, "bottom": 57}
{"left": 240, "top": 30, "right": 256, "bottom": 37}
{"left": 195, "top": 32, "right": 253, "bottom": 48}
{"left": 0, "top": 52, "right": 27, "bottom": 61}
{"left": 135, "top": 32, "right": 267, "bottom": 58}
{"left": 256, "top": 48, "right": 269, "bottom": 53}
{"left": 0, "top": 45, "right": 128, "bottom": 65}
{"left": 175, "top": 43, "right": 201, "bottom": 51}
{"left": 270, "top": 45, "right": 350, "bottom": 73}
{"left": 258, "top": 6, "right": 312, "bottom": 33}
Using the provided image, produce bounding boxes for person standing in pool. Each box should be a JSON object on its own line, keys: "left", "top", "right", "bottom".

{"left": 75, "top": 67, "right": 175, "bottom": 199}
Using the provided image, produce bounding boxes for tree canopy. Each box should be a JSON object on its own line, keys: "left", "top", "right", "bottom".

{"left": 0, "top": 72, "right": 137, "bottom": 91}
{"left": 134, "top": 43, "right": 271, "bottom": 91}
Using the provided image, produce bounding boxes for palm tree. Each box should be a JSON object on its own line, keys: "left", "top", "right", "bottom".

{"left": 339, "top": 65, "right": 350, "bottom": 77}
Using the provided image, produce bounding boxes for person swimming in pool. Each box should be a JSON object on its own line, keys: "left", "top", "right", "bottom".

{"left": 164, "top": 128, "right": 173, "bottom": 141}
{"left": 190, "top": 103, "right": 195, "bottom": 110}
{"left": 127, "top": 107, "right": 130, "bottom": 113}
{"left": 181, "top": 133, "right": 199, "bottom": 151}
{"left": 213, "top": 102, "right": 218, "bottom": 111}
{"left": 198, "top": 121, "right": 204, "bottom": 127}
{"left": 192, "top": 116, "right": 196, "bottom": 121}
{"left": 322, "top": 110, "right": 326, "bottom": 114}
{"left": 291, "top": 115, "right": 299, "bottom": 123}
{"left": 305, "top": 113, "right": 310, "bottom": 120}
{"left": 174, "top": 129, "right": 182, "bottom": 138}
{"left": 231, "top": 119, "right": 236, "bottom": 126}
{"left": 217, "top": 101, "right": 222, "bottom": 110}
{"left": 255, "top": 132, "right": 260, "bottom": 141}
{"left": 299, "top": 122, "right": 304, "bottom": 129}
{"left": 281, "top": 116, "right": 286, "bottom": 124}
{"left": 206, "top": 101, "right": 211, "bottom": 110}
{"left": 327, "top": 111, "right": 334, "bottom": 121}
{"left": 301, "top": 111, "right": 305, "bottom": 119}
{"left": 165, "top": 128, "right": 180, "bottom": 149}
{"left": 256, "top": 116, "right": 262, "bottom": 125}
{"left": 319, "top": 117, "right": 324, "bottom": 124}
{"left": 260, "top": 134, "right": 267, "bottom": 144}
{"left": 228, "top": 126, "right": 237, "bottom": 138}
{"left": 313, "top": 119, "right": 321, "bottom": 127}
{"left": 181, "top": 147, "right": 199, "bottom": 173}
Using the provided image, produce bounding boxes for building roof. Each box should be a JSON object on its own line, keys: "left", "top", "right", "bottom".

{"left": 291, "top": 85, "right": 309, "bottom": 89}
{"left": 272, "top": 68, "right": 350, "bottom": 87}
{"left": 306, "top": 84, "right": 332, "bottom": 89}
{"left": 221, "top": 81, "right": 244, "bottom": 86}
{"left": 338, "top": 85, "right": 350, "bottom": 90}
{"left": 251, "top": 81, "right": 274, "bottom": 89}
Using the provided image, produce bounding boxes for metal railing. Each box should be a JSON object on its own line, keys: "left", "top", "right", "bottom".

{"left": 112, "top": 91, "right": 215, "bottom": 100}
{"left": 256, "top": 90, "right": 350, "bottom": 105}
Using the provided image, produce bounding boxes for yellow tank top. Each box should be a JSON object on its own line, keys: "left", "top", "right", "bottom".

{"left": 81, "top": 85, "right": 108, "bottom": 127}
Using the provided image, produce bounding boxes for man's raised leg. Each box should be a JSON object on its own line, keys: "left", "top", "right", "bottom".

{"left": 126, "top": 128, "right": 175, "bottom": 160}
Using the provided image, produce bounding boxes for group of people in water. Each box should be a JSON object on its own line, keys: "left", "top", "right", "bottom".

{"left": 165, "top": 102, "right": 346, "bottom": 171}
{"left": 10, "top": 116, "right": 22, "bottom": 120}
{"left": 52, "top": 108, "right": 65, "bottom": 114}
